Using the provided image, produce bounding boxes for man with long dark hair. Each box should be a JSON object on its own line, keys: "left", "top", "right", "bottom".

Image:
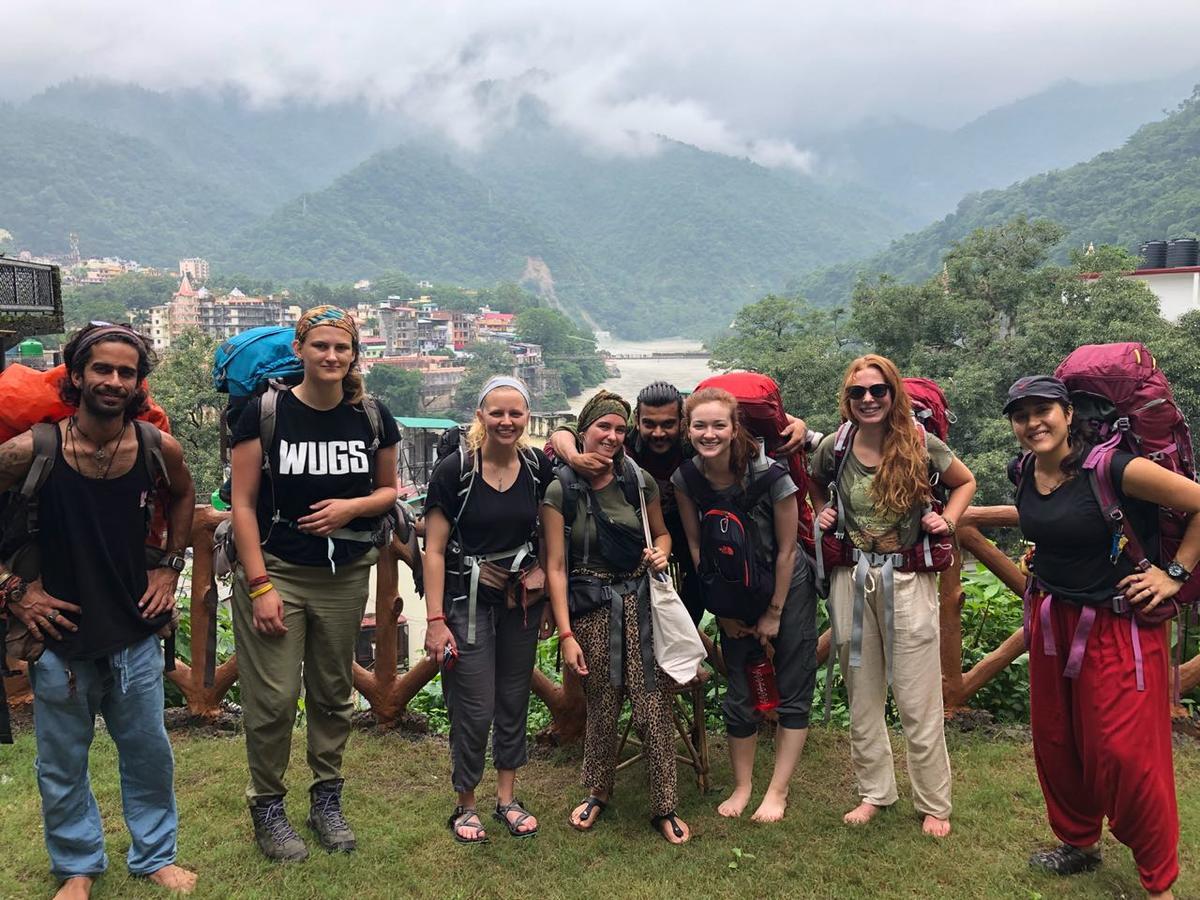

{"left": 0, "top": 323, "right": 197, "bottom": 898}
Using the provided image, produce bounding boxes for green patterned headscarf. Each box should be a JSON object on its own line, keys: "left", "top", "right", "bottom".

{"left": 576, "top": 389, "right": 631, "bottom": 433}
{"left": 296, "top": 305, "right": 359, "bottom": 347}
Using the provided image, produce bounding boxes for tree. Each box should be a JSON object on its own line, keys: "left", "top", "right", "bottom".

{"left": 149, "top": 329, "right": 225, "bottom": 499}
{"left": 366, "top": 365, "right": 422, "bottom": 417}
{"left": 515, "top": 308, "right": 576, "bottom": 354}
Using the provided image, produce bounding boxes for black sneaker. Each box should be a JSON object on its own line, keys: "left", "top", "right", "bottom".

{"left": 1029, "top": 843, "right": 1101, "bottom": 876}
{"left": 249, "top": 796, "right": 309, "bottom": 863}
{"left": 308, "top": 778, "right": 356, "bottom": 853}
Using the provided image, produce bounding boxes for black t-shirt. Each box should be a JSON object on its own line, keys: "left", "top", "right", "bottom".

{"left": 1016, "top": 451, "right": 1160, "bottom": 606}
{"left": 231, "top": 390, "right": 400, "bottom": 567}
{"left": 424, "top": 447, "right": 553, "bottom": 604}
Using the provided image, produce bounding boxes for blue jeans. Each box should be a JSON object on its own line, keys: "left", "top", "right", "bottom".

{"left": 28, "top": 635, "right": 177, "bottom": 880}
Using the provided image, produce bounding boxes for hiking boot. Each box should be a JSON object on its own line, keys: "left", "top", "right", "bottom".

{"left": 1029, "top": 843, "right": 1101, "bottom": 876}
{"left": 307, "top": 778, "right": 356, "bottom": 853}
{"left": 250, "top": 796, "right": 309, "bottom": 862}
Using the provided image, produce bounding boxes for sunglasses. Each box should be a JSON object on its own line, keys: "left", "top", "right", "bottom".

{"left": 846, "top": 383, "right": 892, "bottom": 401}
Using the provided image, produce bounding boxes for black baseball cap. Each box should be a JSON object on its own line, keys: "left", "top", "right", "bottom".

{"left": 1003, "top": 375, "right": 1070, "bottom": 415}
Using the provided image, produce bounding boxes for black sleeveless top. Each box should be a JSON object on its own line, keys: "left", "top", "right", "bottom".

{"left": 37, "top": 425, "right": 166, "bottom": 659}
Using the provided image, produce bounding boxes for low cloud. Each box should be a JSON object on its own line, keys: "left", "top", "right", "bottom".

{"left": 5, "top": 1, "right": 1200, "bottom": 168}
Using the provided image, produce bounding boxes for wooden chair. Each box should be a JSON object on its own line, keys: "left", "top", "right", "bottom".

{"left": 615, "top": 668, "right": 712, "bottom": 794}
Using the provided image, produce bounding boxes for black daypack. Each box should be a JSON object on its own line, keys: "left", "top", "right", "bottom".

{"left": 0, "top": 420, "right": 173, "bottom": 744}
{"left": 678, "top": 457, "right": 788, "bottom": 623}
{"left": 555, "top": 456, "right": 646, "bottom": 574}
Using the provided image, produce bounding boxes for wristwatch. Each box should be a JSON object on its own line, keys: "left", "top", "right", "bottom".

{"left": 1166, "top": 560, "right": 1191, "bottom": 582}
{"left": 159, "top": 552, "right": 187, "bottom": 573}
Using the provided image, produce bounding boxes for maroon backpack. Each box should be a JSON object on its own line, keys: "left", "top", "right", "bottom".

{"left": 1053, "top": 342, "right": 1199, "bottom": 622}
{"left": 904, "top": 377, "right": 952, "bottom": 442}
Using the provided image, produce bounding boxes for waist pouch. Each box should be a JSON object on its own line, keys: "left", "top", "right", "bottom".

{"left": 568, "top": 576, "right": 609, "bottom": 618}
{"left": 593, "top": 515, "right": 645, "bottom": 574}
{"left": 821, "top": 532, "right": 953, "bottom": 574}
{"left": 476, "top": 559, "right": 547, "bottom": 609}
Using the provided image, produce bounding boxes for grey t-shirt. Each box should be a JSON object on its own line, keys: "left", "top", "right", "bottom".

{"left": 671, "top": 455, "right": 799, "bottom": 562}
{"left": 810, "top": 430, "right": 954, "bottom": 553}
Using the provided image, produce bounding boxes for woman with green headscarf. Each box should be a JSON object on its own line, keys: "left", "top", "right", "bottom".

{"left": 543, "top": 391, "right": 690, "bottom": 844}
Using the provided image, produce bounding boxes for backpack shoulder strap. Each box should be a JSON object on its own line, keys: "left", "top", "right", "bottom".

{"left": 22, "top": 423, "right": 59, "bottom": 498}
{"left": 133, "top": 420, "right": 170, "bottom": 490}
{"left": 362, "top": 395, "right": 384, "bottom": 452}
{"left": 554, "top": 463, "right": 582, "bottom": 534}
{"left": 743, "top": 460, "right": 789, "bottom": 510}
{"left": 259, "top": 382, "right": 289, "bottom": 454}
{"left": 678, "top": 458, "right": 710, "bottom": 512}
{"left": 1083, "top": 438, "right": 1149, "bottom": 566}
{"left": 617, "top": 456, "right": 643, "bottom": 513}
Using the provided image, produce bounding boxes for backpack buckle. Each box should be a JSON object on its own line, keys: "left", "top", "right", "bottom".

{"left": 1115, "top": 416, "right": 1131, "bottom": 432}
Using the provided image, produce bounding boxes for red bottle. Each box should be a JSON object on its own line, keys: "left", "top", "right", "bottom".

{"left": 746, "top": 653, "right": 780, "bottom": 712}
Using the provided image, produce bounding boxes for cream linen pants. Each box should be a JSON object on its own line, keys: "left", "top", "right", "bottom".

{"left": 831, "top": 566, "right": 952, "bottom": 819}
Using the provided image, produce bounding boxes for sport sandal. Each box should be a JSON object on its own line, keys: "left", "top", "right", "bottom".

{"left": 651, "top": 811, "right": 689, "bottom": 844}
{"left": 568, "top": 795, "right": 607, "bottom": 832}
{"left": 493, "top": 799, "right": 538, "bottom": 838}
{"left": 1029, "top": 843, "right": 1101, "bottom": 876}
{"left": 447, "top": 806, "right": 488, "bottom": 844}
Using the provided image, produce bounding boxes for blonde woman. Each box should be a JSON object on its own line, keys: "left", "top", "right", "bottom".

{"left": 230, "top": 306, "right": 399, "bottom": 861}
{"left": 423, "top": 376, "right": 553, "bottom": 844}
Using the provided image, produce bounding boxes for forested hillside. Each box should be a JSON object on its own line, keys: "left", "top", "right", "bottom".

{"left": 800, "top": 87, "right": 1200, "bottom": 308}
{"left": 0, "top": 104, "right": 250, "bottom": 259}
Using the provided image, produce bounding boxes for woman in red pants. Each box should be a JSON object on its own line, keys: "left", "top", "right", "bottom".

{"left": 1006, "top": 375, "right": 1200, "bottom": 900}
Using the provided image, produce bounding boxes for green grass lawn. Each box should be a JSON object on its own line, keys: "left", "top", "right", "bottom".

{"left": 1, "top": 723, "right": 1196, "bottom": 899}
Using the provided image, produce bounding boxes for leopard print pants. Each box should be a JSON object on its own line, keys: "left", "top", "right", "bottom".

{"left": 575, "top": 590, "right": 678, "bottom": 817}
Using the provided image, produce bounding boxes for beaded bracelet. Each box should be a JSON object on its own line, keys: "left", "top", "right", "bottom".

{"left": 249, "top": 583, "right": 274, "bottom": 599}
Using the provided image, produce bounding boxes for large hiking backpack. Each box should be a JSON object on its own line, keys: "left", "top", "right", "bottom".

{"left": 212, "top": 326, "right": 304, "bottom": 398}
{"left": 1047, "top": 342, "right": 1200, "bottom": 622}
{"left": 678, "top": 457, "right": 788, "bottom": 623}
{"left": 904, "top": 377, "right": 952, "bottom": 442}
{"left": 694, "top": 372, "right": 816, "bottom": 553}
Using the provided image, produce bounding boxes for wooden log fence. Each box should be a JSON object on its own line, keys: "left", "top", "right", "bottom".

{"left": 5, "top": 501, "right": 1198, "bottom": 735}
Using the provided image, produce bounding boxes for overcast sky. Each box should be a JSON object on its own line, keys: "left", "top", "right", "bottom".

{"left": 5, "top": 1, "right": 1200, "bottom": 169}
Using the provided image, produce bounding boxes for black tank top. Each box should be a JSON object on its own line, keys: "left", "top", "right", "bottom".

{"left": 37, "top": 424, "right": 165, "bottom": 659}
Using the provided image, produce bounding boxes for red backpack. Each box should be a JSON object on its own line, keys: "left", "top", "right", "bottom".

{"left": 695, "top": 372, "right": 815, "bottom": 554}
{"left": 1051, "top": 342, "right": 1200, "bottom": 623}
{"left": 904, "top": 377, "right": 952, "bottom": 442}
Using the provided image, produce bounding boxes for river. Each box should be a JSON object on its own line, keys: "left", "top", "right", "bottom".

{"left": 567, "top": 335, "right": 714, "bottom": 411}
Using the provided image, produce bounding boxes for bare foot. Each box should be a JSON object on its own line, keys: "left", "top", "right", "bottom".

{"left": 569, "top": 795, "right": 606, "bottom": 831}
{"left": 750, "top": 787, "right": 788, "bottom": 823}
{"left": 922, "top": 815, "right": 951, "bottom": 838}
{"left": 54, "top": 877, "right": 93, "bottom": 900}
{"left": 843, "top": 801, "right": 883, "bottom": 826}
{"left": 147, "top": 865, "right": 197, "bottom": 894}
{"left": 498, "top": 803, "right": 538, "bottom": 835}
{"left": 717, "top": 785, "right": 752, "bottom": 818}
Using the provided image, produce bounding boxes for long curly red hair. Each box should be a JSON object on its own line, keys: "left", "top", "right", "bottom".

{"left": 839, "top": 355, "right": 930, "bottom": 514}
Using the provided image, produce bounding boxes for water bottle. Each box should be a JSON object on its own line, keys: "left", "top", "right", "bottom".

{"left": 745, "top": 651, "right": 780, "bottom": 712}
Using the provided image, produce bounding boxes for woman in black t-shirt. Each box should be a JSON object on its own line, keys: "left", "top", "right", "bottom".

{"left": 230, "top": 306, "right": 399, "bottom": 862}
{"left": 1005, "top": 375, "right": 1200, "bottom": 899}
{"left": 423, "top": 376, "right": 553, "bottom": 844}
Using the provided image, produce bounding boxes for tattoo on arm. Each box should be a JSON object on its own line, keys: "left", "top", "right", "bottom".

{"left": 0, "top": 435, "right": 35, "bottom": 493}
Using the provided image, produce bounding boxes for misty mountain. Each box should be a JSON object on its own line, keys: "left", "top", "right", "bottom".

{"left": 0, "top": 103, "right": 251, "bottom": 261}
{"left": 798, "top": 85, "right": 1200, "bottom": 308}
{"left": 809, "top": 69, "right": 1200, "bottom": 222}
{"left": 30, "top": 81, "right": 401, "bottom": 214}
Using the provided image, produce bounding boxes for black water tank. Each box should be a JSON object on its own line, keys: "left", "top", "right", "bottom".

{"left": 1140, "top": 240, "right": 1168, "bottom": 268}
{"left": 1167, "top": 238, "right": 1199, "bottom": 267}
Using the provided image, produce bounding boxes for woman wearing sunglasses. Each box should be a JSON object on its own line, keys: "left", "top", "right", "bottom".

{"left": 811, "top": 355, "right": 975, "bottom": 837}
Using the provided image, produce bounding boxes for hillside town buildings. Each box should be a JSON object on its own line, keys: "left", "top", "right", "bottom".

{"left": 148, "top": 273, "right": 287, "bottom": 350}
